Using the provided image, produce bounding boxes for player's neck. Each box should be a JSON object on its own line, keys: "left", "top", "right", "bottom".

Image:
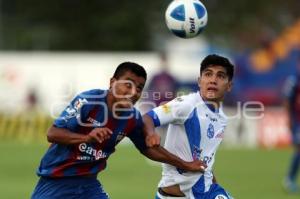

{"left": 106, "top": 91, "right": 115, "bottom": 114}
{"left": 200, "top": 93, "right": 222, "bottom": 110}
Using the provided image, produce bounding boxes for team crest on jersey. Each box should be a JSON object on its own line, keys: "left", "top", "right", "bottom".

{"left": 65, "top": 107, "right": 77, "bottom": 118}
{"left": 65, "top": 98, "right": 88, "bottom": 120}
{"left": 207, "top": 123, "right": 215, "bottom": 139}
{"left": 74, "top": 98, "right": 88, "bottom": 111}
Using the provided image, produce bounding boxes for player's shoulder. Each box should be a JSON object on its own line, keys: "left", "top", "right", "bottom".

{"left": 69, "top": 89, "right": 107, "bottom": 112}
{"left": 168, "top": 92, "right": 200, "bottom": 117}
{"left": 173, "top": 92, "right": 200, "bottom": 107}
{"left": 79, "top": 89, "right": 107, "bottom": 97}
{"left": 77, "top": 89, "right": 108, "bottom": 101}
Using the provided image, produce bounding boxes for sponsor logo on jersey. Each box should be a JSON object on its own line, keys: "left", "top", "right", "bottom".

{"left": 78, "top": 143, "right": 107, "bottom": 160}
{"left": 74, "top": 98, "right": 88, "bottom": 111}
{"left": 162, "top": 104, "right": 171, "bottom": 114}
{"left": 215, "top": 129, "right": 225, "bottom": 139}
{"left": 207, "top": 123, "right": 215, "bottom": 139}
{"left": 192, "top": 145, "right": 202, "bottom": 160}
{"left": 215, "top": 132, "right": 224, "bottom": 139}
{"left": 87, "top": 117, "right": 101, "bottom": 126}
{"left": 202, "top": 153, "right": 214, "bottom": 165}
{"left": 205, "top": 114, "right": 218, "bottom": 122}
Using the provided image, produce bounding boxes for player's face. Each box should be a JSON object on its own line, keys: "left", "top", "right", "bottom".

{"left": 198, "top": 65, "right": 232, "bottom": 102}
{"left": 110, "top": 71, "right": 146, "bottom": 109}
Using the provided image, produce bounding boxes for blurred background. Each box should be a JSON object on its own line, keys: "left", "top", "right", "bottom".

{"left": 0, "top": 0, "right": 300, "bottom": 198}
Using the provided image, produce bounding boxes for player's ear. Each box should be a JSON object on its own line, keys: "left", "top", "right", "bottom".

{"left": 109, "top": 77, "right": 116, "bottom": 90}
{"left": 197, "top": 76, "right": 201, "bottom": 88}
{"left": 226, "top": 81, "right": 233, "bottom": 92}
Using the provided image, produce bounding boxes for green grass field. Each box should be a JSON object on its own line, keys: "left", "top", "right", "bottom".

{"left": 0, "top": 141, "right": 299, "bottom": 199}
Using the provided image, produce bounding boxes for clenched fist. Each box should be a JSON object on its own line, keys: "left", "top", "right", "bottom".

{"left": 85, "top": 127, "right": 113, "bottom": 143}
{"left": 184, "top": 159, "right": 207, "bottom": 173}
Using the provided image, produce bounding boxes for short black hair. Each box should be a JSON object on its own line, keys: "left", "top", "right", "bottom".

{"left": 113, "top": 62, "right": 147, "bottom": 80}
{"left": 200, "top": 54, "right": 234, "bottom": 81}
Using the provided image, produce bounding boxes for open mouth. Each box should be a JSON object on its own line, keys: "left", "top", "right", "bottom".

{"left": 207, "top": 87, "right": 218, "bottom": 92}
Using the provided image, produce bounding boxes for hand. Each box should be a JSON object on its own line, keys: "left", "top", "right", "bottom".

{"left": 85, "top": 128, "right": 113, "bottom": 143}
{"left": 184, "top": 159, "right": 207, "bottom": 173}
{"left": 146, "top": 133, "right": 161, "bottom": 147}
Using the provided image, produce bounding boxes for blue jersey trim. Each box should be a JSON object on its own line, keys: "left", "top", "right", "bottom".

{"left": 147, "top": 110, "right": 161, "bottom": 127}
{"left": 205, "top": 102, "right": 219, "bottom": 113}
{"left": 184, "top": 109, "right": 205, "bottom": 194}
{"left": 184, "top": 109, "right": 201, "bottom": 159}
{"left": 176, "top": 109, "right": 201, "bottom": 174}
{"left": 192, "top": 175, "right": 205, "bottom": 195}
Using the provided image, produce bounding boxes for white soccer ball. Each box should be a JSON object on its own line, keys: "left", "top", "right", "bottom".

{"left": 165, "top": 0, "right": 208, "bottom": 38}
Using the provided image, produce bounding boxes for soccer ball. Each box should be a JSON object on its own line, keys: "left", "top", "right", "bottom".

{"left": 165, "top": 0, "right": 208, "bottom": 38}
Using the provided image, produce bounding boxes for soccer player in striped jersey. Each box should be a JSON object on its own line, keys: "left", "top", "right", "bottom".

{"left": 283, "top": 71, "right": 300, "bottom": 193}
{"left": 144, "top": 54, "right": 235, "bottom": 199}
{"left": 31, "top": 62, "right": 206, "bottom": 199}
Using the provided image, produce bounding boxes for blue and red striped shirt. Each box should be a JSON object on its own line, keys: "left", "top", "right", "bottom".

{"left": 284, "top": 75, "right": 300, "bottom": 125}
{"left": 37, "top": 89, "right": 147, "bottom": 178}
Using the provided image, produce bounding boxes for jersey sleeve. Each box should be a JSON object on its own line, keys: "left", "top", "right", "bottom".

{"left": 53, "top": 93, "right": 90, "bottom": 131}
{"left": 127, "top": 112, "right": 148, "bottom": 152}
{"left": 146, "top": 96, "right": 194, "bottom": 127}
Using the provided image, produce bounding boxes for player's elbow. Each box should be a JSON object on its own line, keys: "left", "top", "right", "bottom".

{"left": 46, "top": 126, "right": 56, "bottom": 143}
{"left": 142, "top": 147, "right": 164, "bottom": 162}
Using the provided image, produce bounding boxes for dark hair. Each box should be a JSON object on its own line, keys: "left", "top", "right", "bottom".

{"left": 113, "top": 62, "right": 147, "bottom": 80}
{"left": 200, "top": 54, "right": 234, "bottom": 81}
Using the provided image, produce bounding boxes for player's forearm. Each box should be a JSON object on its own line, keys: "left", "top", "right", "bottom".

{"left": 47, "top": 126, "right": 88, "bottom": 145}
{"left": 212, "top": 173, "right": 217, "bottom": 183}
{"left": 143, "top": 146, "right": 190, "bottom": 170}
{"left": 142, "top": 114, "right": 156, "bottom": 136}
{"left": 283, "top": 100, "right": 292, "bottom": 129}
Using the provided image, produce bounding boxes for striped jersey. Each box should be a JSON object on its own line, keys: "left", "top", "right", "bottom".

{"left": 37, "top": 89, "right": 146, "bottom": 178}
{"left": 147, "top": 92, "right": 227, "bottom": 198}
{"left": 284, "top": 75, "right": 300, "bottom": 125}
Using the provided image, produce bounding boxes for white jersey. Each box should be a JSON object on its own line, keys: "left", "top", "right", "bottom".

{"left": 147, "top": 92, "right": 227, "bottom": 199}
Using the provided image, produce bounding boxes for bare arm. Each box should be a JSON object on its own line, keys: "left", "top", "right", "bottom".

{"left": 143, "top": 114, "right": 156, "bottom": 136}
{"left": 142, "top": 146, "right": 207, "bottom": 172}
{"left": 143, "top": 114, "right": 161, "bottom": 147}
{"left": 47, "top": 125, "right": 112, "bottom": 145}
{"left": 141, "top": 111, "right": 206, "bottom": 171}
{"left": 283, "top": 99, "right": 292, "bottom": 130}
{"left": 212, "top": 172, "right": 217, "bottom": 183}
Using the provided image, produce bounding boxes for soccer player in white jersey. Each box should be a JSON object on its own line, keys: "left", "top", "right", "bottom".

{"left": 143, "top": 54, "right": 234, "bottom": 199}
